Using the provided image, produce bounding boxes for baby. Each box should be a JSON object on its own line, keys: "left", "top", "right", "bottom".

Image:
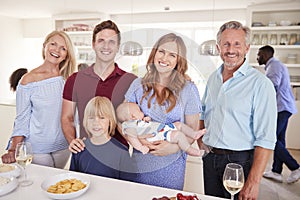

{"left": 116, "top": 102, "right": 206, "bottom": 156}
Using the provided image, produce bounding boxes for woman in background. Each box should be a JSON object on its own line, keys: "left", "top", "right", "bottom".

{"left": 5, "top": 68, "right": 28, "bottom": 150}
{"left": 1, "top": 30, "right": 76, "bottom": 169}
{"left": 9, "top": 68, "right": 28, "bottom": 92}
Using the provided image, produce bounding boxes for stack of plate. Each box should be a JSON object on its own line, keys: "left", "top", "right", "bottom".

{"left": 0, "top": 163, "right": 20, "bottom": 196}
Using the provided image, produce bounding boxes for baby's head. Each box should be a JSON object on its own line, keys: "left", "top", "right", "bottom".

{"left": 83, "top": 96, "right": 117, "bottom": 137}
{"left": 116, "top": 102, "right": 144, "bottom": 122}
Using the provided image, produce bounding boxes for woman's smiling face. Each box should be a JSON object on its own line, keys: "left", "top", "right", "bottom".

{"left": 44, "top": 34, "right": 67, "bottom": 64}
{"left": 154, "top": 41, "right": 178, "bottom": 76}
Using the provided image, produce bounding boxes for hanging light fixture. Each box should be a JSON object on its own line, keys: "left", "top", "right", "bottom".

{"left": 198, "top": 0, "right": 219, "bottom": 56}
{"left": 120, "top": 0, "right": 143, "bottom": 56}
{"left": 120, "top": 41, "right": 143, "bottom": 56}
{"left": 199, "top": 40, "right": 219, "bottom": 56}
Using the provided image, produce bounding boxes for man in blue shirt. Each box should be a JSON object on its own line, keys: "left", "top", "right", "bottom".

{"left": 198, "top": 21, "right": 277, "bottom": 200}
{"left": 257, "top": 45, "right": 300, "bottom": 184}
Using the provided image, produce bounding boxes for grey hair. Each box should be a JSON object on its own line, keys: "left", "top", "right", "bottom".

{"left": 216, "top": 21, "right": 251, "bottom": 45}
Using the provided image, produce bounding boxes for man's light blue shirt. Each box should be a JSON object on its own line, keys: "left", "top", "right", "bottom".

{"left": 265, "top": 57, "right": 297, "bottom": 114}
{"left": 201, "top": 60, "right": 277, "bottom": 150}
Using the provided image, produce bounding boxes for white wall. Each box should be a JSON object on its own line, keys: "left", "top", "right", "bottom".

{"left": 0, "top": 17, "right": 52, "bottom": 100}
{"left": 0, "top": 16, "right": 26, "bottom": 100}
{"left": 111, "top": 9, "right": 246, "bottom": 24}
{"left": 0, "top": 10, "right": 246, "bottom": 101}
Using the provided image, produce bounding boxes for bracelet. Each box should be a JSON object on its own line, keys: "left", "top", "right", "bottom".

{"left": 8, "top": 149, "right": 15, "bottom": 153}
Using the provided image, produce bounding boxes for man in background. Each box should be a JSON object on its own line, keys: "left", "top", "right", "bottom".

{"left": 257, "top": 45, "right": 300, "bottom": 184}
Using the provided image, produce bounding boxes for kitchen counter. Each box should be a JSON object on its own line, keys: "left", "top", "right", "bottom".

{"left": 0, "top": 98, "right": 16, "bottom": 107}
{"left": 0, "top": 164, "right": 226, "bottom": 200}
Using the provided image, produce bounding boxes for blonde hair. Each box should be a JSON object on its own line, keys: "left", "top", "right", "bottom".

{"left": 42, "top": 30, "right": 76, "bottom": 79}
{"left": 83, "top": 96, "right": 117, "bottom": 137}
{"left": 141, "top": 33, "right": 188, "bottom": 113}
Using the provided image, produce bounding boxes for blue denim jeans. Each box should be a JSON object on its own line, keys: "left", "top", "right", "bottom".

{"left": 272, "top": 111, "right": 299, "bottom": 173}
{"left": 203, "top": 150, "right": 253, "bottom": 200}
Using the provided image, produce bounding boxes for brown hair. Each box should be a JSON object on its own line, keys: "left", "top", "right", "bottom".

{"left": 92, "top": 20, "right": 121, "bottom": 45}
{"left": 9, "top": 68, "right": 28, "bottom": 91}
{"left": 83, "top": 96, "right": 117, "bottom": 137}
{"left": 141, "top": 33, "right": 188, "bottom": 113}
{"left": 42, "top": 30, "right": 76, "bottom": 79}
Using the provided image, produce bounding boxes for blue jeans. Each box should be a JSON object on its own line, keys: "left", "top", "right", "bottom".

{"left": 203, "top": 150, "right": 253, "bottom": 200}
{"left": 272, "top": 111, "right": 299, "bottom": 173}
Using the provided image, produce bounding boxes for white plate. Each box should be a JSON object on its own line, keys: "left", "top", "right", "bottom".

{"left": 0, "top": 176, "right": 18, "bottom": 196}
{"left": 41, "top": 173, "right": 90, "bottom": 200}
{"left": 0, "top": 164, "right": 21, "bottom": 178}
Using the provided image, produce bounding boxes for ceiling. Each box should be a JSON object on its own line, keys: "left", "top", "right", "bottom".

{"left": 0, "top": 0, "right": 296, "bottom": 19}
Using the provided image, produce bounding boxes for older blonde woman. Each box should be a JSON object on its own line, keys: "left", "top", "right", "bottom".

{"left": 2, "top": 30, "right": 76, "bottom": 169}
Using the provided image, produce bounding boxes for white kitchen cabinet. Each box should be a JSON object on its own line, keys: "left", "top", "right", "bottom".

{"left": 53, "top": 13, "right": 108, "bottom": 66}
{"left": 246, "top": 4, "right": 300, "bottom": 150}
{"left": 286, "top": 100, "right": 300, "bottom": 149}
{"left": 246, "top": 6, "right": 300, "bottom": 87}
{"left": 184, "top": 155, "right": 204, "bottom": 194}
{"left": 0, "top": 103, "right": 16, "bottom": 156}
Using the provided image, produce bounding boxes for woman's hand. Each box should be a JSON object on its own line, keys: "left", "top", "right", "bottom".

{"left": 138, "top": 134, "right": 179, "bottom": 156}
{"left": 149, "top": 140, "right": 180, "bottom": 156}
{"left": 1, "top": 150, "right": 16, "bottom": 163}
{"left": 69, "top": 138, "right": 86, "bottom": 154}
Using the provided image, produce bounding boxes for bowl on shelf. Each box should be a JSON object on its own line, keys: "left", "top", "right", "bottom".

{"left": 252, "top": 22, "right": 264, "bottom": 27}
{"left": 279, "top": 20, "right": 292, "bottom": 26}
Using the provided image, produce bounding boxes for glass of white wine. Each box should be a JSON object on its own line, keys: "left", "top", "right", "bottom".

{"left": 15, "top": 142, "right": 33, "bottom": 186}
{"left": 223, "top": 163, "right": 244, "bottom": 200}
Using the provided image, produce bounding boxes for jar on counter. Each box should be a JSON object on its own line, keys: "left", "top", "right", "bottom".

{"left": 289, "top": 33, "right": 297, "bottom": 45}
{"left": 261, "top": 34, "right": 268, "bottom": 45}
{"left": 269, "top": 34, "right": 278, "bottom": 45}
{"left": 251, "top": 34, "right": 260, "bottom": 45}
{"left": 280, "top": 34, "right": 288, "bottom": 45}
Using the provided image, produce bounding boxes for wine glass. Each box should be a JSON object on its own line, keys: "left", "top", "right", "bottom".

{"left": 15, "top": 142, "right": 34, "bottom": 186}
{"left": 223, "top": 163, "right": 244, "bottom": 200}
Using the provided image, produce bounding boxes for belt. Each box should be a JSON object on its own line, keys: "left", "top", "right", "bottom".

{"left": 211, "top": 148, "right": 253, "bottom": 155}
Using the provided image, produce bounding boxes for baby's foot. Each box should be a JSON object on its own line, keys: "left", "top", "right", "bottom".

{"left": 192, "top": 129, "right": 206, "bottom": 140}
{"left": 185, "top": 146, "right": 202, "bottom": 157}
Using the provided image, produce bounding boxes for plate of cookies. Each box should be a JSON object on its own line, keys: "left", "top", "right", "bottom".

{"left": 41, "top": 173, "right": 90, "bottom": 199}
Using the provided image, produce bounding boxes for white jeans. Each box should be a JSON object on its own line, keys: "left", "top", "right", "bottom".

{"left": 32, "top": 148, "right": 70, "bottom": 169}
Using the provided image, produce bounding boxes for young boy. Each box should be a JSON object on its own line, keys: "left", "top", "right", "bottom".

{"left": 70, "top": 97, "right": 136, "bottom": 180}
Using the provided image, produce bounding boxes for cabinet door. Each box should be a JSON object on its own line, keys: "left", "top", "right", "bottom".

{"left": 247, "top": 8, "right": 300, "bottom": 87}
{"left": 54, "top": 17, "right": 101, "bottom": 66}
{"left": 0, "top": 105, "right": 16, "bottom": 155}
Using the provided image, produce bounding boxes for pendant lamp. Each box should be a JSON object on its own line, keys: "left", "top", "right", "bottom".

{"left": 120, "top": 0, "right": 143, "bottom": 56}
{"left": 120, "top": 41, "right": 143, "bottom": 56}
{"left": 198, "top": 0, "right": 219, "bottom": 56}
{"left": 198, "top": 40, "right": 219, "bottom": 56}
